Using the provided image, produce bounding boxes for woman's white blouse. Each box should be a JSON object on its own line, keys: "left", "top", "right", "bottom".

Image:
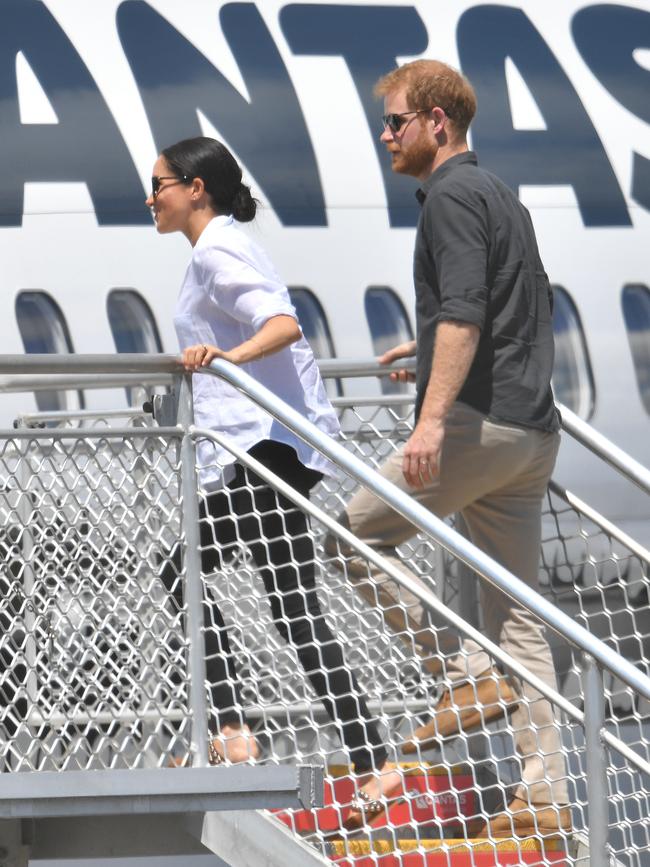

{"left": 173, "top": 215, "right": 340, "bottom": 489}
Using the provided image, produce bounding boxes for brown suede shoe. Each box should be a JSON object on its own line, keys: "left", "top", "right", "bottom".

{"left": 402, "top": 668, "right": 519, "bottom": 753}
{"left": 421, "top": 655, "right": 444, "bottom": 678}
{"left": 475, "top": 796, "right": 572, "bottom": 838}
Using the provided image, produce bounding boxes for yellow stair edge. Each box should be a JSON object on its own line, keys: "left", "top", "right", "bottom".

{"left": 329, "top": 838, "right": 566, "bottom": 857}
{"left": 326, "top": 763, "right": 473, "bottom": 778}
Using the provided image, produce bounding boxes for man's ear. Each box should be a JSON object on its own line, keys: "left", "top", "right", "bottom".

{"left": 430, "top": 107, "right": 445, "bottom": 129}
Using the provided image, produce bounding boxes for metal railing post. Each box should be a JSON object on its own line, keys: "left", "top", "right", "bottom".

{"left": 581, "top": 653, "right": 609, "bottom": 867}
{"left": 177, "top": 373, "right": 210, "bottom": 766}
{"left": 16, "top": 445, "right": 39, "bottom": 719}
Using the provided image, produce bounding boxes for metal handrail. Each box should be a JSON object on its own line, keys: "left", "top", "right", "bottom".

{"left": 14, "top": 408, "right": 149, "bottom": 425}
{"left": 558, "top": 403, "right": 650, "bottom": 495}
{"left": 198, "top": 359, "right": 649, "bottom": 863}
{"left": 0, "top": 354, "right": 644, "bottom": 692}
{"left": 204, "top": 359, "right": 650, "bottom": 704}
{"left": 318, "top": 358, "right": 416, "bottom": 378}
{"left": 319, "top": 358, "right": 650, "bottom": 495}
{"left": 3, "top": 355, "right": 647, "bottom": 497}
{"left": 548, "top": 480, "right": 650, "bottom": 566}
{"left": 1, "top": 357, "right": 644, "bottom": 674}
{"left": 193, "top": 422, "right": 650, "bottom": 778}
{"left": 0, "top": 354, "right": 180, "bottom": 375}
{"left": 0, "top": 373, "right": 173, "bottom": 393}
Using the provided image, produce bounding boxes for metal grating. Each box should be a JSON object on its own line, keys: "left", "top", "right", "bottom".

{"left": 0, "top": 369, "right": 647, "bottom": 866}
{"left": 0, "top": 426, "right": 188, "bottom": 771}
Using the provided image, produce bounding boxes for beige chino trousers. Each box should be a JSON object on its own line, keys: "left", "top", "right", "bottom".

{"left": 342, "top": 402, "right": 568, "bottom": 805}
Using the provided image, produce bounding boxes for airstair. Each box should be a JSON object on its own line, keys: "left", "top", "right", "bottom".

{"left": 0, "top": 354, "right": 648, "bottom": 867}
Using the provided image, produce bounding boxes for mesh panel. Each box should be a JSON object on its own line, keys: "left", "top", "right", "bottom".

{"left": 191, "top": 395, "right": 649, "bottom": 865}
{"left": 0, "top": 390, "right": 647, "bottom": 866}
{"left": 0, "top": 427, "right": 187, "bottom": 771}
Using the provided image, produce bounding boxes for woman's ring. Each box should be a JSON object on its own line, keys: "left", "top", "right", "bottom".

{"left": 202, "top": 344, "right": 208, "bottom": 352}
{"left": 419, "top": 459, "right": 428, "bottom": 464}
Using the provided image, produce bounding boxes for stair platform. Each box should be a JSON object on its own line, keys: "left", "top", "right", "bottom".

{"left": 326, "top": 837, "right": 567, "bottom": 866}
{"left": 276, "top": 763, "right": 475, "bottom": 834}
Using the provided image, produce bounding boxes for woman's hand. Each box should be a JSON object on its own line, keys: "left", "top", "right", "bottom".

{"left": 182, "top": 316, "right": 301, "bottom": 371}
{"left": 182, "top": 343, "right": 228, "bottom": 371}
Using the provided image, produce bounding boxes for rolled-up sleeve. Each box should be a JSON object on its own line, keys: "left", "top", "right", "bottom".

{"left": 425, "top": 188, "right": 488, "bottom": 331}
{"left": 200, "top": 246, "right": 297, "bottom": 331}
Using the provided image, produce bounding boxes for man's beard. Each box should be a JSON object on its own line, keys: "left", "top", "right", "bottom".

{"left": 391, "top": 135, "right": 435, "bottom": 178}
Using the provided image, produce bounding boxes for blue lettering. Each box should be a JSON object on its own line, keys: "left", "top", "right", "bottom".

{"left": 281, "top": 4, "right": 428, "bottom": 228}
{"left": 118, "top": 1, "right": 325, "bottom": 227}
{"left": 0, "top": 0, "right": 147, "bottom": 227}
{"left": 573, "top": 4, "right": 650, "bottom": 212}
{"left": 457, "top": 5, "right": 631, "bottom": 227}
{"left": 631, "top": 154, "right": 650, "bottom": 212}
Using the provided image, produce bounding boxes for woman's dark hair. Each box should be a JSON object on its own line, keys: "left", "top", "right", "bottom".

{"left": 161, "top": 136, "right": 257, "bottom": 222}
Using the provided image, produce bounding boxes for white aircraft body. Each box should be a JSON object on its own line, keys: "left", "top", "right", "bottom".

{"left": 1, "top": 0, "right": 649, "bottom": 542}
{"left": 0, "top": 4, "right": 649, "bottom": 865}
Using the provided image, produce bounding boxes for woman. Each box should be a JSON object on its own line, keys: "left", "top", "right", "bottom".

{"left": 145, "top": 136, "right": 401, "bottom": 826}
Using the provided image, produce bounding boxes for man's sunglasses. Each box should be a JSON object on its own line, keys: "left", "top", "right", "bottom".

{"left": 381, "top": 107, "right": 452, "bottom": 133}
{"left": 151, "top": 175, "right": 189, "bottom": 200}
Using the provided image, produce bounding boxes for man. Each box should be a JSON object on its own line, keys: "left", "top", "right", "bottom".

{"left": 327, "top": 60, "right": 570, "bottom": 838}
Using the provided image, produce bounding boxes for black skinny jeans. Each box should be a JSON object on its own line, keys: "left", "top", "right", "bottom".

{"left": 166, "top": 440, "right": 386, "bottom": 774}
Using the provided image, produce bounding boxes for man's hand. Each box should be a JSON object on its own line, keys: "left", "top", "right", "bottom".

{"left": 402, "top": 417, "right": 445, "bottom": 488}
{"left": 379, "top": 340, "right": 417, "bottom": 383}
{"left": 401, "top": 321, "right": 479, "bottom": 487}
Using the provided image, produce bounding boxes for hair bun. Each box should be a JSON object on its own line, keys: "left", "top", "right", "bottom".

{"left": 161, "top": 137, "right": 258, "bottom": 222}
{"left": 231, "top": 182, "right": 257, "bottom": 223}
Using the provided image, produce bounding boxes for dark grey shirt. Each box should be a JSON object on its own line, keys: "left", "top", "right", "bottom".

{"left": 413, "top": 151, "right": 559, "bottom": 432}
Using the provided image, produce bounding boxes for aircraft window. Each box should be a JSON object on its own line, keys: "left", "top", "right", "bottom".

{"left": 107, "top": 289, "right": 163, "bottom": 406}
{"left": 15, "top": 291, "right": 84, "bottom": 415}
{"left": 621, "top": 284, "right": 650, "bottom": 416}
{"left": 551, "top": 285, "right": 594, "bottom": 418}
{"left": 365, "top": 287, "right": 414, "bottom": 395}
{"left": 288, "top": 287, "right": 341, "bottom": 397}
{"left": 107, "top": 289, "right": 162, "bottom": 353}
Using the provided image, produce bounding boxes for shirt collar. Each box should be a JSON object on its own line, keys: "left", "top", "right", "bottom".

{"left": 194, "top": 214, "right": 234, "bottom": 249}
{"left": 415, "top": 151, "right": 478, "bottom": 204}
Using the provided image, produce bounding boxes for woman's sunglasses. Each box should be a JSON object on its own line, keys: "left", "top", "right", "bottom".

{"left": 151, "top": 175, "right": 189, "bottom": 200}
